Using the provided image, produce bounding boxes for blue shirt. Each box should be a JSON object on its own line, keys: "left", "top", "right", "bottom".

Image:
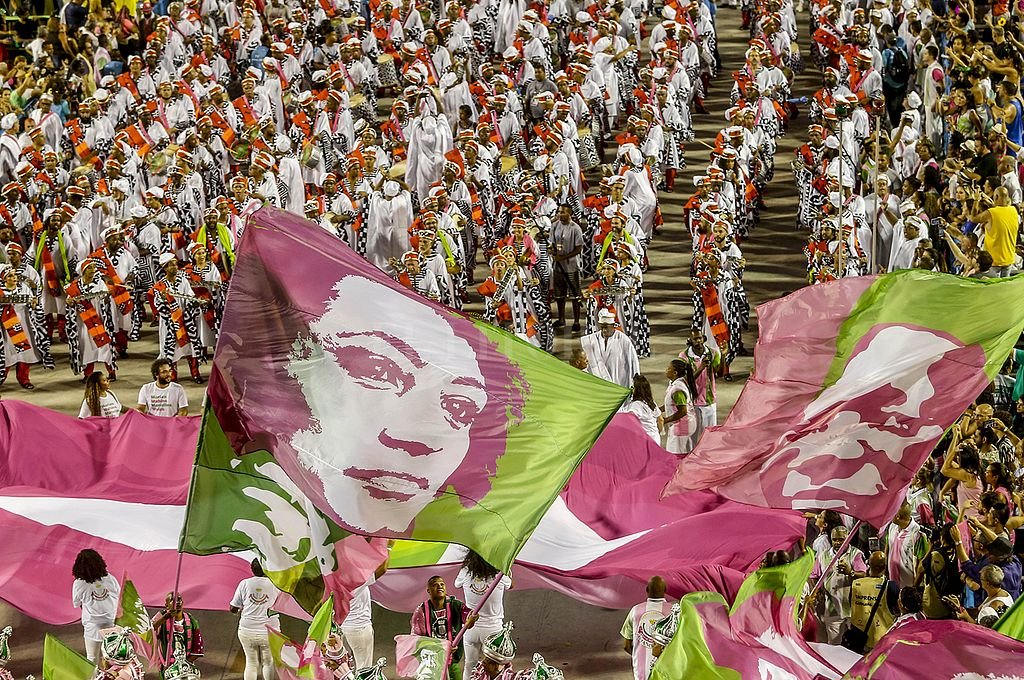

{"left": 962, "top": 554, "right": 1022, "bottom": 601}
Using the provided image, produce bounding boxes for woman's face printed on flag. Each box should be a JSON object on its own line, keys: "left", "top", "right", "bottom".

{"left": 287, "top": 275, "right": 487, "bottom": 533}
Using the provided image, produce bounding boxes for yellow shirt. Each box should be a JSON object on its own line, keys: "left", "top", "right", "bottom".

{"left": 849, "top": 576, "right": 895, "bottom": 650}
{"left": 986, "top": 205, "right": 1020, "bottom": 267}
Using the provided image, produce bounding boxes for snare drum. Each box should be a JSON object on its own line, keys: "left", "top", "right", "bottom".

{"left": 230, "top": 141, "right": 251, "bottom": 163}
{"left": 376, "top": 53, "right": 399, "bottom": 88}
{"left": 499, "top": 155, "right": 518, "bottom": 174}
{"left": 300, "top": 141, "right": 323, "bottom": 168}
{"left": 577, "top": 126, "right": 599, "bottom": 169}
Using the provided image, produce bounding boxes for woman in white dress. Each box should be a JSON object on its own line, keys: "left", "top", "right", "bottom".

{"left": 621, "top": 373, "right": 661, "bottom": 443}
{"left": 663, "top": 359, "right": 698, "bottom": 455}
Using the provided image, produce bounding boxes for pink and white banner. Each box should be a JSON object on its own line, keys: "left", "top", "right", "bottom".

{"left": 0, "top": 402, "right": 803, "bottom": 622}
{"left": 0, "top": 401, "right": 251, "bottom": 624}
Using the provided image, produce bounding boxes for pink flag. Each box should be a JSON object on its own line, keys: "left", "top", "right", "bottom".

{"left": 322, "top": 536, "right": 390, "bottom": 621}
{"left": 663, "top": 273, "right": 1024, "bottom": 527}
{"left": 842, "top": 619, "right": 1024, "bottom": 678}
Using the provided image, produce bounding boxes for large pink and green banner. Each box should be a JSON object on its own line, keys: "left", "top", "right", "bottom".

{"left": 181, "top": 207, "right": 630, "bottom": 610}
{"left": 665, "top": 272, "right": 1024, "bottom": 527}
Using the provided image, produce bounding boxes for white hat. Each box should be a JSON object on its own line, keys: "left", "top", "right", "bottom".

{"left": 275, "top": 136, "right": 291, "bottom": 154}
{"left": 130, "top": 206, "right": 149, "bottom": 218}
{"left": 899, "top": 200, "right": 916, "bottom": 214}
{"left": 1, "top": 114, "right": 17, "bottom": 130}
{"left": 112, "top": 179, "right": 131, "bottom": 195}
{"left": 906, "top": 91, "right": 922, "bottom": 109}
{"left": 101, "top": 225, "right": 121, "bottom": 240}
{"left": 575, "top": 11, "right": 592, "bottom": 22}
{"left": 158, "top": 253, "right": 176, "bottom": 267}
{"left": 823, "top": 135, "right": 840, "bottom": 149}
{"left": 597, "top": 309, "right": 616, "bottom": 325}
{"left": 146, "top": 186, "right": 165, "bottom": 199}
{"left": 383, "top": 181, "right": 401, "bottom": 199}
{"left": 94, "top": 88, "right": 110, "bottom": 102}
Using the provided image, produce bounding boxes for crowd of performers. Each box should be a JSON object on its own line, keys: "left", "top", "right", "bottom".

{"left": 0, "top": 0, "right": 735, "bottom": 390}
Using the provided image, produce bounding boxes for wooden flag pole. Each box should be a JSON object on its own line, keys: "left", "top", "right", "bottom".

{"left": 445, "top": 570, "right": 506, "bottom": 671}
{"left": 799, "top": 520, "right": 863, "bottom": 623}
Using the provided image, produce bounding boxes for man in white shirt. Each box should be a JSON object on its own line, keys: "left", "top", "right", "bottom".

{"left": 620, "top": 576, "right": 671, "bottom": 680}
{"left": 230, "top": 561, "right": 281, "bottom": 680}
{"left": 341, "top": 555, "right": 389, "bottom": 668}
{"left": 137, "top": 359, "right": 189, "bottom": 416}
{"left": 580, "top": 309, "right": 640, "bottom": 388}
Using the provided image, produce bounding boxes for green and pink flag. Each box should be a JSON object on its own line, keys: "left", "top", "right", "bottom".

{"left": 268, "top": 597, "right": 337, "bottom": 680}
{"left": 841, "top": 619, "right": 1024, "bottom": 679}
{"left": 649, "top": 552, "right": 1024, "bottom": 680}
{"left": 180, "top": 207, "right": 628, "bottom": 613}
{"left": 394, "top": 635, "right": 450, "bottom": 680}
{"left": 665, "top": 272, "right": 1024, "bottom": 527}
{"left": 650, "top": 551, "right": 849, "bottom": 680}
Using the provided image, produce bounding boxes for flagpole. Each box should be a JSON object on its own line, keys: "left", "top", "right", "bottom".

{"left": 445, "top": 570, "right": 505, "bottom": 671}
{"left": 172, "top": 407, "right": 208, "bottom": 600}
{"left": 871, "top": 114, "right": 881, "bottom": 274}
{"left": 799, "top": 520, "right": 862, "bottom": 623}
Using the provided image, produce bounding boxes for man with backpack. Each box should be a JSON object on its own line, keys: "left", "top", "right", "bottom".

{"left": 881, "top": 28, "right": 912, "bottom": 126}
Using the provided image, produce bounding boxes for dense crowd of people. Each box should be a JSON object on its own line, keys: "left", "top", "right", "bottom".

{"left": 0, "top": 0, "right": 1022, "bottom": 676}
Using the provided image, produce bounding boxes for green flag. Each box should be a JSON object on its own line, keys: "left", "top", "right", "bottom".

{"left": 42, "top": 635, "right": 94, "bottom": 680}
{"left": 665, "top": 271, "right": 1024, "bottom": 528}
{"left": 307, "top": 596, "right": 335, "bottom": 646}
{"left": 115, "top": 579, "right": 154, "bottom": 644}
{"left": 181, "top": 207, "right": 627, "bottom": 609}
{"left": 730, "top": 550, "right": 813, "bottom": 617}
{"left": 995, "top": 593, "right": 1024, "bottom": 641}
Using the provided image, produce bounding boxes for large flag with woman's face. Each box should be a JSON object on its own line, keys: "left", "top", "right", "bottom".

{"left": 663, "top": 272, "right": 1024, "bottom": 527}
{"left": 181, "top": 207, "right": 629, "bottom": 608}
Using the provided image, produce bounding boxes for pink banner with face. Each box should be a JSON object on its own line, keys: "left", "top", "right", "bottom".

{"left": 663, "top": 277, "right": 990, "bottom": 528}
